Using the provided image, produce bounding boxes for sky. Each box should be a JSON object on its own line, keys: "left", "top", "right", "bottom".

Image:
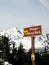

{"left": 0, "top": 0, "right": 49, "bottom": 33}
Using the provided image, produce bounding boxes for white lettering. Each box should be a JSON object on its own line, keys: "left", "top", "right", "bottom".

{"left": 30, "top": 27, "right": 38, "bottom": 31}
{"left": 27, "top": 30, "right": 41, "bottom": 35}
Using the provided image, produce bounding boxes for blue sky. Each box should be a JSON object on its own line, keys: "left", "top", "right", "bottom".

{"left": 0, "top": 0, "right": 49, "bottom": 33}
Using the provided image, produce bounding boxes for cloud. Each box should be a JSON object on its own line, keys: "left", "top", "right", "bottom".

{"left": 40, "top": 0, "right": 49, "bottom": 10}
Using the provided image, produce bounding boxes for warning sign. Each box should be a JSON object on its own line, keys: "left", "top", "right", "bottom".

{"left": 31, "top": 54, "right": 35, "bottom": 60}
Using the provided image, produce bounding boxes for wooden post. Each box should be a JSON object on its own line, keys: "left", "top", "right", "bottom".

{"left": 31, "top": 37, "right": 35, "bottom": 65}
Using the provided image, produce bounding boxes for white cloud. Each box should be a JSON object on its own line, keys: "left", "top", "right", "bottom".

{"left": 40, "top": 0, "right": 49, "bottom": 10}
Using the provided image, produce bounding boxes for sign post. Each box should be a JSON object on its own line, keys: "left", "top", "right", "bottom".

{"left": 23, "top": 25, "right": 42, "bottom": 65}
{"left": 31, "top": 37, "right": 35, "bottom": 65}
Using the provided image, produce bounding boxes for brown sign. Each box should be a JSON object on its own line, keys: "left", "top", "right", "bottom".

{"left": 24, "top": 25, "right": 42, "bottom": 37}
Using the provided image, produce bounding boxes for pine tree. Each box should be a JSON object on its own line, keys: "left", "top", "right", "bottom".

{"left": 0, "top": 36, "right": 10, "bottom": 60}
{"left": 17, "top": 43, "right": 26, "bottom": 65}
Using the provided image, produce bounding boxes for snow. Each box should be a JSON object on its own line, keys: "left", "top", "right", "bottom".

{"left": 0, "top": 27, "right": 49, "bottom": 51}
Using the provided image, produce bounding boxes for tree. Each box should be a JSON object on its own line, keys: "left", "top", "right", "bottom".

{"left": 17, "top": 43, "right": 26, "bottom": 65}
{"left": 10, "top": 41, "right": 18, "bottom": 65}
{"left": 35, "top": 52, "right": 44, "bottom": 65}
{"left": 0, "top": 35, "right": 10, "bottom": 60}
{"left": 25, "top": 48, "right": 32, "bottom": 65}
